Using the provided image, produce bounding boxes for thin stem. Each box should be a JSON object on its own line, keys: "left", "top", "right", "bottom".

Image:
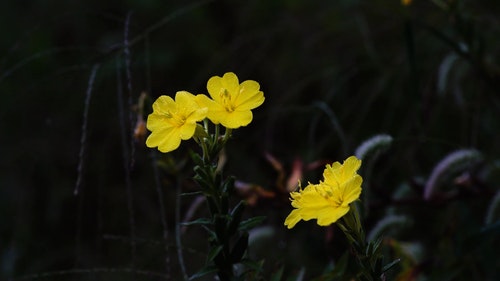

{"left": 116, "top": 55, "right": 138, "bottom": 266}
{"left": 222, "top": 128, "right": 232, "bottom": 144}
{"left": 175, "top": 178, "right": 189, "bottom": 281}
{"left": 214, "top": 123, "right": 220, "bottom": 141}
{"left": 151, "top": 151, "right": 170, "bottom": 277}
{"left": 193, "top": 128, "right": 238, "bottom": 281}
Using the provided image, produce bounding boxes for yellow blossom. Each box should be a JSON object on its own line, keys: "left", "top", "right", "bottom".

{"left": 284, "top": 156, "right": 362, "bottom": 229}
{"left": 196, "top": 72, "right": 265, "bottom": 129}
{"left": 146, "top": 91, "right": 207, "bottom": 153}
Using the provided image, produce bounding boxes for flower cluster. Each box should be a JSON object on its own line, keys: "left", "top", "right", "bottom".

{"left": 146, "top": 72, "right": 265, "bottom": 153}
{"left": 284, "top": 156, "right": 363, "bottom": 229}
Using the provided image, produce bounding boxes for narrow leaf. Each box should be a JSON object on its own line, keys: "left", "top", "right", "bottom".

{"left": 222, "top": 176, "right": 236, "bottom": 194}
{"left": 180, "top": 218, "right": 212, "bottom": 226}
{"left": 382, "top": 258, "right": 401, "bottom": 273}
{"left": 228, "top": 201, "right": 246, "bottom": 236}
{"left": 238, "top": 216, "right": 266, "bottom": 232}
{"left": 180, "top": 191, "right": 204, "bottom": 197}
{"left": 230, "top": 232, "right": 249, "bottom": 263}
{"left": 207, "top": 245, "right": 224, "bottom": 262}
{"left": 214, "top": 215, "right": 227, "bottom": 242}
{"left": 270, "top": 265, "right": 285, "bottom": 281}
{"left": 189, "top": 265, "right": 218, "bottom": 280}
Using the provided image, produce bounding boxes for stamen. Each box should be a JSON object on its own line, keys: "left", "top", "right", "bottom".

{"left": 219, "top": 88, "right": 235, "bottom": 112}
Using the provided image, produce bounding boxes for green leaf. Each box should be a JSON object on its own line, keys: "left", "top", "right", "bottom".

{"left": 366, "top": 238, "right": 382, "bottom": 257}
{"left": 366, "top": 215, "right": 409, "bottom": 242}
{"left": 189, "top": 265, "right": 218, "bottom": 280}
{"left": 193, "top": 176, "right": 213, "bottom": 191}
{"left": 336, "top": 222, "right": 357, "bottom": 246}
{"left": 485, "top": 190, "right": 500, "bottom": 225}
{"left": 382, "top": 258, "right": 401, "bottom": 273}
{"left": 238, "top": 216, "right": 266, "bottom": 232}
{"left": 313, "top": 252, "right": 350, "bottom": 280}
{"left": 222, "top": 176, "right": 235, "bottom": 194}
{"left": 291, "top": 267, "right": 306, "bottom": 281}
{"left": 190, "top": 151, "right": 204, "bottom": 167}
{"left": 206, "top": 196, "right": 219, "bottom": 216}
{"left": 193, "top": 165, "right": 213, "bottom": 182}
{"left": 201, "top": 225, "right": 217, "bottom": 240}
{"left": 365, "top": 240, "right": 373, "bottom": 257}
{"left": 180, "top": 191, "right": 204, "bottom": 196}
{"left": 180, "top": 218, "right": 212, "bottom": 226}
{"left": 207, "top": 245, "right": 224, "bottom": 262}
{"left": 240, "top": 259, "right": 265, "bottom": 272}
{"left": 270, "top": 265, "right": 284, "bottom": 281}
{"left": 214, "top": 215, "right": 227, "bottom": 242}
{"left": 480, "top": 220, "right": 500, "bottom": 235}
{"left": 227, "top": 201, "right": 246, "bottom": 236}
{"left": 230, "top": 232, "right": 249, "bottom": 263}
{"left": 220, "top": 194, "right": 229, "bottom": 214}
{"left": 373, "top": 256, "right": 383, "bottom": 275}
{"left": 214, "top": 173, "right": 224, "bottom": 187}
{"left": 194, "top": 123, "right": 209, "bottom": 138}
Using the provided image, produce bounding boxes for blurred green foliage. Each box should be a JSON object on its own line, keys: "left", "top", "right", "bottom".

{"left": 1, "top": 0, "right": 499, "bottom": 280}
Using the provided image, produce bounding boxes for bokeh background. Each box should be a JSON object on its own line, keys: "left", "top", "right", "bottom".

{"left": 1, "top": 0, "right": 499, "bottom": 280}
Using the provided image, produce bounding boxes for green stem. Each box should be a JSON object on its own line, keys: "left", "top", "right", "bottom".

{"left": 337, "top": 204, "right": 386, "bottom": 280}
{"left": 214, "top": 123, "right": 220, "bottom": 142}
{"left": 222, "top": 128, "right": 232, "bottom": 144}
{"left": 195, "top": 137, "right": 236, "bottom": 280}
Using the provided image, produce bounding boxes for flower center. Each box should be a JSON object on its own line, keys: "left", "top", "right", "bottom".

{"left": 165, "top": 110, "right": 187, "bottom": 127}
{"left": 317, "top": 184, "right": 342, "bottom": 207}
{"left": 219, "top": 89, "right": 235, "bottom": 112}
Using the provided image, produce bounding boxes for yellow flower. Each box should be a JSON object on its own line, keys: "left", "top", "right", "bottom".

{"left": 401, "top": 0, "right": 412, "bottom": 6}
{"left": 196, "top": 72, "right": 265, "bottom": 129}
{"left": 146, "top": 91, "right": 208, "bottom": 153}
{"left": 284, "top": 156, "right": 362, "bottom": 229}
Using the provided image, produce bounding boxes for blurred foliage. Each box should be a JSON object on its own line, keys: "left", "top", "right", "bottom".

{"left": 1, "top": 0, "right": 499, "bottom": 280}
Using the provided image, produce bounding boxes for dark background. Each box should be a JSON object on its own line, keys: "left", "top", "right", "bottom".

{"left": 1, "top": 0, "right": 499, "bottom": 280}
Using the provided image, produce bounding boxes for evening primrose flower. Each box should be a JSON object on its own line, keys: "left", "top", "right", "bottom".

{"left": 196, "top": 72, "right": 264, "bottom": 129}
{"left": 146, "top": 91, "right": 207, "bottom": 153}
{"left": 284, "top": 156, "right": 362, "bottom": 229}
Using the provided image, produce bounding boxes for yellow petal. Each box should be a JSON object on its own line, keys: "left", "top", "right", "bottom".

{"left": 235, "top": 85, "right": 265, "bottom": 111}
{"left": 175, "top": 91, "right": 208, "bottom": 120}
{"left": 207, "top": 72, "right": 239, "bottom": 103}
{"left": 219, "top": 110, "right": 253, "bottom": 129}
{"left": 187, "top": 107, "right": 208, "bottom": 123}
{"left": 220, "top": 72, "right": 240, "bottom": 96}
{"left": 152, "top": 95, "right": 175, "bottom": 115}
{"left": 293, "top": 188, "right": 331, "bottom": 220}
{"left": 175, "top": 91, "right": 196, "bottom": 109}
{"left": 316, "top": 205, "right": 350, "bottom": 226}
{"left": 234, "top": 80, "right": 265, "bottom": 110}
{"left": 284, "top": 156, "right": 363, "bottom": 228}
{"left": 183, "top": 93, "right": 208, "bottom": 123}
{"left": 179, "top": 122, "right": 197, "bottom": 140}
{"left": 284, "top": 209, "right": 302, "bottom": 229}
{"left": 195, "top": 94, "right": 216, "bottom": 109}
{"left": 323, "top": 162, "right": 342, "bottom": 184}
{"left": 287, "top": 185, "right": 350, "bottom": 227}
{"left": 195, "top": 94, "right": 224, "bottom": 124}
{"left": 323, "top": 156, "right": 362, "bottom": 186}
{"left": 146, "top": 127, "right": 182, "bottom": 153}
{"left": 239, "top": 80, "right": 260, "bottom": 93}
{"left": 343, "top": 156, "right": 362, "bottom": 177}
{"left": 206, "top": 76, "right": 223, "bottom": 103}
{"left": 340, "top": 175, "right": 362, "bottom": 206}
{"left": 146, "top": 113, "right": 171, "bottom": 131}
